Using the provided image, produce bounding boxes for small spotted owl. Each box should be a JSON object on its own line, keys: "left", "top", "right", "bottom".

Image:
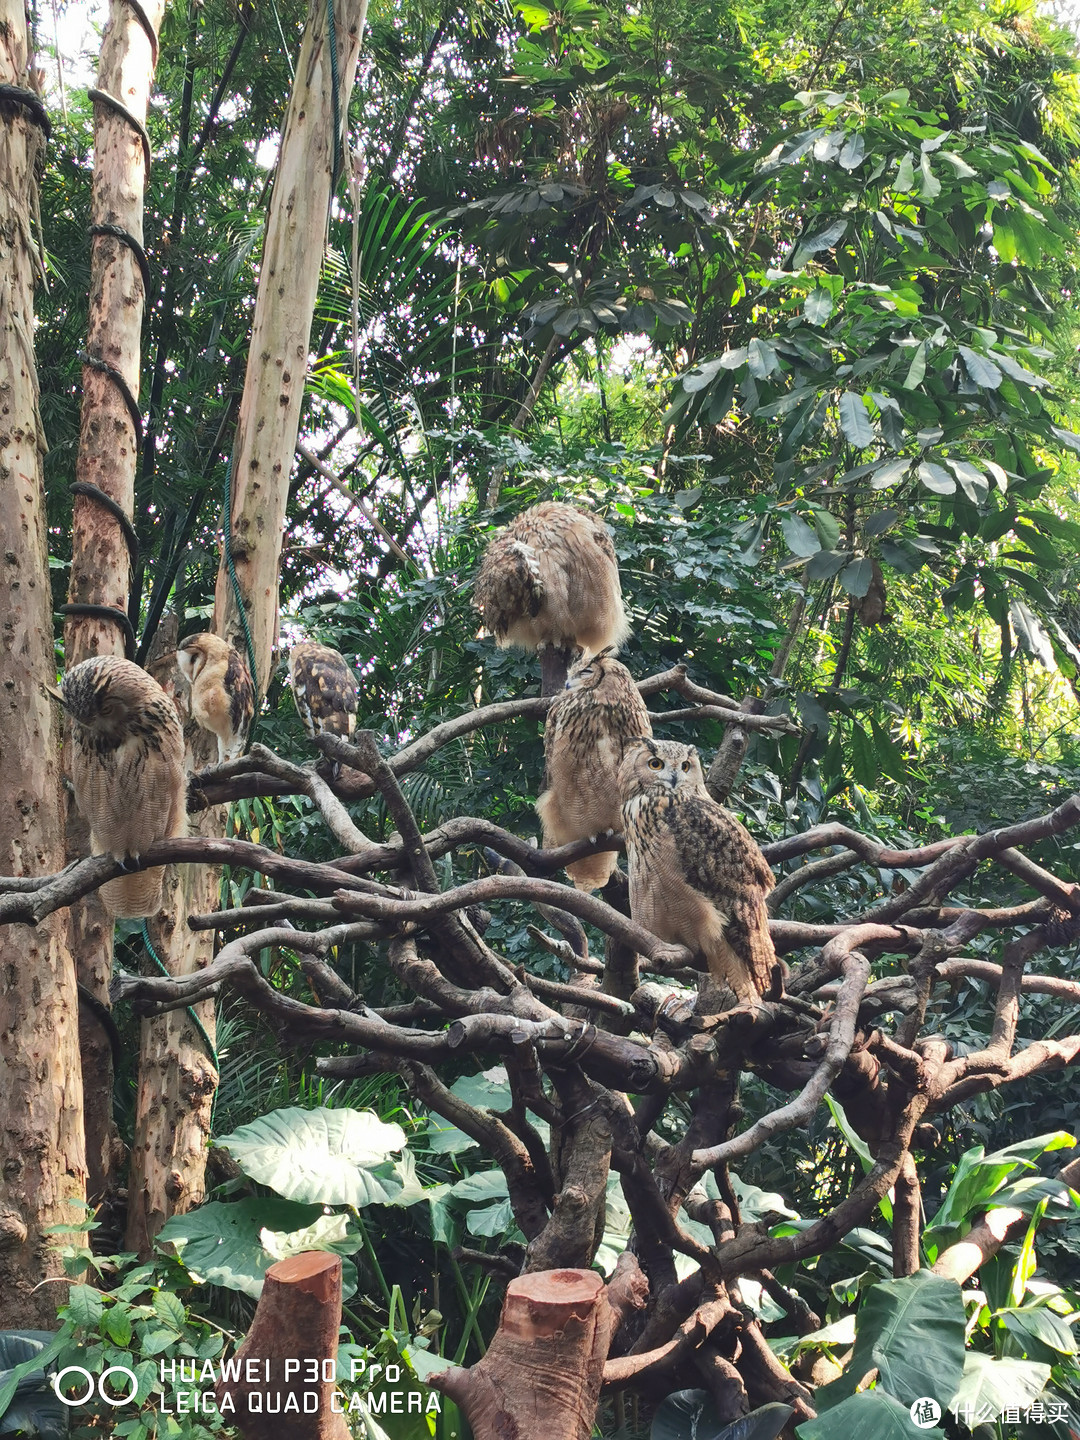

{"left": 474, "top": 502, "right": 630, "bottom": 689}
{"left": 618, "top": 738, "right": 777, "bottom": 1005}
{"left": 288, "top": 642, "right": 359, "bottom": 748}
{"left": 536, "top": 649, "right": 652, "bottom": 891}
{"left": 176, "top": 633, "right": 254, "bottom": 764}
{"left": 62, "top": 656, "right": 188, "bottom": 918}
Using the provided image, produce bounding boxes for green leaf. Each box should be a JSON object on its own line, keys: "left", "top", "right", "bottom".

{"left": 815, "top": 1271, "right": 966, "bottom": 1415}
{"left": 894, "top": 152, "right": 915, "bottom": 192}
{"left": 804, "top": 288, "right": 834, "bottom": 325}
{"left": 902, "top": 343, "right": 926, "bottom": 389}
{"left": 812, "top": 509, "right": 842, "bottom": 549}
{"left": 158, "top": 1197, "right": 341, "bottom": 1298}
{"left": 798, "top": 1389, "right": 942, "bottom": 1440}
{"left": 918, "top": 462, "right": 955, "bottom": 495}
{"left": 838, "top": 133, "right": 866, "bottom": 170}
{"left": 938, "top": 150, "right": 977, "bottom": 178}
{"left": 850, "top": 722, "right": 878, "bottom": 787}
{"left": 838, "top": 392, "right": 874, "bottom": 448}
{"left": 652, "top": 1390, "right": 793, "bottom": 1440}
{"left": 781, "top": 513, "right": 821, "bottom": 557}
{"left": 806, "top": 549, "right": 852, "bottom": 580}
{"left": 947, "top": 460, "right": 988, "bottom": 505}
{"left": 949, "top": 1354, "right": 1050, "bottom": 1419}
{"left": 840, "top": 556, "right": 873, "bottom": 597}
{"left": 957, "top": 346, "right": 1002, "bottom": 389}
{"left": 918, "top": 153, "right": 941, "bottom": 199}
{"left": 104, "top": 1306, "right": 133, "bottom": 1346}
{"left": 1001, "top": 1307, "right": 1077, "bottom": 1356}
{"left": 870, "top": 458, "right": 910, "bottom": 491}
{"left": 925, "top": 1133, "right": 1075, "bottom": 1247}
{"left": 993, "top": 224, "right": 1018, "bottom": 263}
{"left": 65, "top": 1285, "right": 104, "bottom": 1329}
{"left": 748, "top": 338, "right": 780, "bottom": 378}
{"left": 215, "top": 1107, "right": 407, "bottom": 1206}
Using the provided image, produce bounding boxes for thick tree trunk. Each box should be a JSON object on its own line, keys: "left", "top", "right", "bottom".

{"left": 212, "top": 0, "right": 369, "bottom": 690}
{"left": 0, "top": 0, "right": 87, "bottom": 1323}
{"left": 215, "top": 1252, "right": 351, "bottom": 1440}
{"left": 63, "top": 0, "right": 165, "bottom": 1206}
{"left": 433, "top": 1270, "right": 613, "bottom": 1440}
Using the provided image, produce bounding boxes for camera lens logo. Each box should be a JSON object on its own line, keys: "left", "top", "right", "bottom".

{"left": 51, "top": 1366, "right": 139, "bottom": 1408}
{"left": 909, "top": 1397, "right": 942, "bottom": 1428}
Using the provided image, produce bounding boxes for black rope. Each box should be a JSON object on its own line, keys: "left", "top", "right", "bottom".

{"left": 79, "top": 351, "right": 143, "bottom": 445}
{"left": 122, "top": 0, "right": 159, "bottom": 64}
{"left": 90, "top": 223, "right": 151, "bottom": 293}
{"left": 0, "top": 83, "right": 51, "bottom": 139}
{"left": 87, "top": 88, "right": 152, "bottom": 174}
{"left": 326, "top": 0, "right": 342, "bottom": 192}
{"left": 59, "top": 603, "right": 138, "bottom": 660}
{"left": 70, "top": 482, "right": 140, "bottom": 573}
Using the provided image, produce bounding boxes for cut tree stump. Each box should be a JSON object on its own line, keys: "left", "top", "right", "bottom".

{"left": 215, "top": 1252, "right": 351, "bottom": 1440}
{"left": 432, "top": 1268, "right": 613, "bottom": 1440}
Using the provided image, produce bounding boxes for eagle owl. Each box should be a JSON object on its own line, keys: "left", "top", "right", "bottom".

{"left": 618, "top": 738, "right": 777, "bottom": 1005}
{"left": 62, "top": 656, "right": 187, "bottom": 918}
{"left": 176, "top": 633, "right": 254, "bottom": 764}
{"left": 288, "top": 642, "right": 359, "bottom": 745}
{"left": 536, "top": 649, "right": 652, "bottom": 891}
{"left": 474, "top": 502, "right": 630, "bottom": 690}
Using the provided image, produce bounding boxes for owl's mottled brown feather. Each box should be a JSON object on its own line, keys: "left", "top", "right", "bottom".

{"left": 177, "top": 633, "right": 254, "bottom": 763}
{"left": 536, "top": 650, "right": 652, "bottom": 890}
{"left": 63, "top": 656, "right": 187, "bottom": 918}
{"left": 474, "top": 501, "right": 630, "bottom": 657}
{"left": 619, "top": 737, "right": 776, "bottom": 1005}
{"left": 289, "top": 643, "right": 359, "bottom": 742}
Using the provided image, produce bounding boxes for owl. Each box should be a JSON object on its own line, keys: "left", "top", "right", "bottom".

{"left": 62, "top": 656, "right": 187, "bottom": 918}
{"left": 176, "top": 633, "right": 254, "bottom": 764}
{"left": 288, "top": 642, "right": 359, "bottom": 749}
{"left": 618, "top": 738, "right": 777, "bottom": 1006}
{"left": 474, "top": 502, "right": 630, "bottom": 688}
{"left": 536, "top": 650, "right": 652, "bottom": 891}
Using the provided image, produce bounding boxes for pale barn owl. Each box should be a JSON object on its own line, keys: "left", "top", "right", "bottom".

{"left": 474, "top": 501, "right": 630, "bottom": 691}
{"left": 288, "top": 642, "right": 359, "bottom": 746}
{"left": 618, "top": 738, "right": 777, "bottom": 1005}
{"left": 536, "top": 649, "right": 652, "bottom": 891}
{"left": 62, "top": 656, "right": 187, "bottom": 918}
{"left": 176, "top": 633, "right": 254, "bottom": 764}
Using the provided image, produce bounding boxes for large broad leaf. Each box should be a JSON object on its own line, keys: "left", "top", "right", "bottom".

{"left": 924, "top": 1132, "right": 1075, "bottom": 1248}
{"left": 158, "top": 1197, "right": 357, "bottom": 1298}
{"left": 781, "top": 512, "right": 821, "bottom": 556}
{"left": 839, "top": 391, "right": 875, "bottom": 448}
{"left": 215, "top": 1107, "right": 408, "bottom": 1206}
{"left": 815, "top": 1271, "right": 965, "bottom": 1414}
{"left": 949, "top": 1354, "right": 1050, "bottom": 1418}
{"left": 0, "top": 1332, "right": 69, "bottom": 1440}
{"left": 797, "top": 1389, "right": 943, "bottom": 1440}
{"left": 651, "top": 1389, "right": 792, "bottom": 1440}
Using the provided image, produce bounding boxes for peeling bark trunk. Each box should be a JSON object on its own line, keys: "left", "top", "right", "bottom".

{"left": 63, "top": 0, "right": 165, "bottom": 1206}
{"left": 433, "top": 1270, "right": 613, "bottom": 1440}
{"left": 212, "top": 0, "right": 369, "bottom": 691}
{"left": 215, "top": 1252, "right": 351, "bottom": 1440}
{"left": 0, "top": 0, "right": 87, "bottom": 1323}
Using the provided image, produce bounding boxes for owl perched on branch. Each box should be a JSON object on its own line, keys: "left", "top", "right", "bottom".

{"left": 536, "top": 650, "right": 652, "bottom": 892}
{"left": 176, "top": 633, "right": 254, "bottom": 764}
{"left": 474, "top": 501, "right": 630, "bottom": 693}
{"left": 62, "top": 656, "right": 187, "bottom": 918}
{"left": 288, "top": 643, "right": 359, "bottom": 750}
{"left": 618, "top": 738, "right": 777, "bottom": 1006}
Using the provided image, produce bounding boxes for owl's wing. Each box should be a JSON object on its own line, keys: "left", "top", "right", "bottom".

{"left": 225, "top": 649, "right": 255, "bottom": 737}
{"left": 475, "top": 534, "right": 544, "bottom": 633}
{"left": 666, "top": 793, "right": 776, "bottom": 995}
{"left": 293, "top": 653, "right": 357, "bottom": 737}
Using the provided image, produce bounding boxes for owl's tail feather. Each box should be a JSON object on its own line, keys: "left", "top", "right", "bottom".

{"left": 101, "top": 868, "right": 165, "bottom": 919}
{"left": 566, "top": 850, "right": 618, "bottom": 892}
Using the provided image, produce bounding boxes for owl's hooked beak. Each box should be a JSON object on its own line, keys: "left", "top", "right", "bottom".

{"left": 668, "top": 770, "right": 679, "bottom": 789}
{"left": 42, "top": 680, "right": 66, "bottom": 707}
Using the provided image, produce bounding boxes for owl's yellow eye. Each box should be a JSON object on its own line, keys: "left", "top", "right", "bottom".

{"left": 681, "top": 761, "right": 691, "bottom": 771}
{"left": 648, "top": 757, "right": 664, "bottom": 770}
